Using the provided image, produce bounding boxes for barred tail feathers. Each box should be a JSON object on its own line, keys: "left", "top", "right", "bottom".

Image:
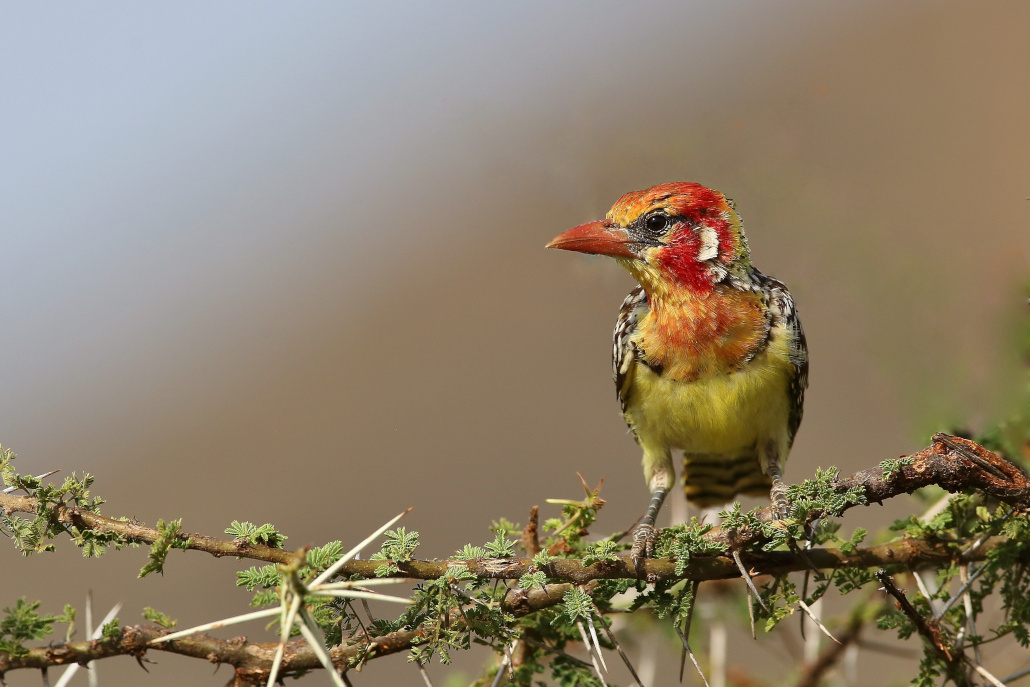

{"left": 682, "top": 452, "right": 771, "bottom": 507}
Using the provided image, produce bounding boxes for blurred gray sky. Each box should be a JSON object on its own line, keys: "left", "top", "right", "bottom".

{"left": 2, "top": 3, "right": 1029, "bottom": 685}
{"left": 1, "top": 2, "right": 866, "bottom": 436}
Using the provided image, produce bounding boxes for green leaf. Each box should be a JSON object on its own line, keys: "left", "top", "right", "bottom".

{"left": 369, "top": 527, "right": 420, "bottom": 563}
{"left": 0, "top": 598, "right": 59, "bottom": 656}
{"left": 879, "top": 457, "right": 914, "bottom": 480}
{"left": 519, "top": 571, "right": 547, "bottom": 590}
{"left": 557, "top": 588, "right": 593, "bottom": 626}
{"left": 139, "top": 518, "right": 185, "bottom": 578}
{"left": 450, "top": 544, "right": 487, "bottom": 560}
{"left": 656, "top": 519, "right": 727, "bottom": 575}
{"left": 100, "top": 618, "right": 121, "bottom": 641}
{"left": 484, "top": 532, "right": 516, "bottom": 559}
{"left": 839, "top": 527, "right": 867, "bottom": 555}
{"left": 142, "top": 607, "right": 177, "bottom": 630}
{"left": 224, "top": 521, "right": 288, "bottom": 548}
{"left": 582, "top": 539, "right": 620, "bottom": 566}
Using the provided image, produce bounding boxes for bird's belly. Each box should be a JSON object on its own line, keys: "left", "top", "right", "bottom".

{"left": 625, "top": 345, "right": 793, "bottom": 455}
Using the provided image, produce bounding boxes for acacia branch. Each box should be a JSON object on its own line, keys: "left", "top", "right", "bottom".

{"left": 2, "top": 434, "right": 1023, "bottom": 576}
{"left": 839, "top": 433, "right": 1030, "bottom": 509}
{"left": 2, "top": 434, "right": 1028, "bottom": 683}
{"left": 716, "top": 433, "right": 1030, "bottom": 551}
{"left": 0, "top": 497, "right": 1016, "bottom": 585}
{"left": 0, "top": 582, "right": 577, "bottom": 685}
{"left": 0, "top": 492, "right": 296, "bottom": 565}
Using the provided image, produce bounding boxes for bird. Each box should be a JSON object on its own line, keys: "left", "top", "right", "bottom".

{"left": 546, "top": 182, "right": 808, "bottom": 561}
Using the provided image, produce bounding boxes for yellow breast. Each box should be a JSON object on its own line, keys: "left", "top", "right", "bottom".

{"left": 624, "top": 324, "right": 795, "bottom": 455}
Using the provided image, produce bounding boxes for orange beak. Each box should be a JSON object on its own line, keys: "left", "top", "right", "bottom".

{"left": 545, "top": 220, "right": 635, "bottom": 258}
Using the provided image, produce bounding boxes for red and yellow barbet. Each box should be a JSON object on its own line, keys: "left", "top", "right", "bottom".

{"left": 547, "top": 182, "right": 809, "bottom": 561}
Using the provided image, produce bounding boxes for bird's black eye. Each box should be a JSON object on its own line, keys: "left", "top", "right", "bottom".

{"left": 644, "top": 213, "right": 669, "bottom": 234}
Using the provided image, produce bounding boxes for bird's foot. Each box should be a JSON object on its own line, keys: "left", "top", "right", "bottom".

{"left": 631, "top": 523, "right": 658, "bottom": 573}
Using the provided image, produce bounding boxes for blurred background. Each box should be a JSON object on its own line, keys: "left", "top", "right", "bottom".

{"left": 1, "top": 2, "right": 1028, "bottom": 685}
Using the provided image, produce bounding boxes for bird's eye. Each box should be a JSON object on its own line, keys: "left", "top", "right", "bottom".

{"left": 644, "top": 214, "right": 669, "bottom": 234}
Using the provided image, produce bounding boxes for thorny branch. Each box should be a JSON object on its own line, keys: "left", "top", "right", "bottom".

{"left": 875, "top": 569, "right": 975, "bottom": 687}
{"left": 2, "top": 434, "right": 1029, "bottom": 684}
{"left": 2, "top": 435, "right": 1024, "bottom": 581}
{"left": 0, "top": 584, "right": 577, "bottom": 686}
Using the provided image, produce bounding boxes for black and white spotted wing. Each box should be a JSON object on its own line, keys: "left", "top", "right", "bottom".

{"left": 755, "top": 271, "right": 809, "bottom": 447}
{"left": 612, "top": 286, "right": 648, "bottom": 414}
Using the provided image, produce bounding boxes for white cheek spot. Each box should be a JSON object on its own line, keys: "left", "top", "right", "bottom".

{"left": 697, "top": 226, "right": 719, "bottom": 261}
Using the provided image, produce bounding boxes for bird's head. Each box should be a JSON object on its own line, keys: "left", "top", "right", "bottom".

{"left": 547, "top": 182, "right": 751, "bottom": 297}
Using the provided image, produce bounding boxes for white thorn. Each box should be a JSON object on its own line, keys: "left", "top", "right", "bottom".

{"left": 297, "top": 608, "right": 347, "bottom": 687}
{"left": 797, "top": 599, "right": 840, "bottom": 644}
{"left": 149, "top": 607, "right": 280, "bottom": 644}
{"left": 312, "top": 510, "right": 410, "bottom": 586}
{"left": 577, "top": 621, "right": 608, "bottom": 686}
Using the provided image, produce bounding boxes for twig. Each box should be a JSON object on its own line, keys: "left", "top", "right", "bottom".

{"left": 489, "top": 657, "right": 507, "bottom": 687}
{"left": 591, "top": 603, "right": 645, "bottom": 687}
{"left": 679, "top": 580, "right": 700, "bottom": 683}
{"left": 297, "top": 607, "right": 346, "bottom": 687}
{"left": 85, "top": 591, "right": 97, "bottom": 687}
{"left": 933, "top": 561, "right": 991, "bottom": 622}
{"left": 577, "top": 622, "right": 608, "bottom": 686}
{"left": 876, "top": 570, "right": 953, "bottom": 662}
{"left": 503, "top": 642, "right": 518, "bottom": 683}
{"left": 1002, "top": 664, "right": 1030, "bottom": 684}
{"left": 796, "top": 619, "right": 863, "bottom": 687}
{"left": 519, "top": 637, "right": 592, "bottom": 669}
{"left": 732, "top": 551, "right": 769, "bottom": 612}
{"left": 732, "top": 550, "right": 761, "bottom": 639}
{"left": 911, "top": 569, "right": 934, "bottom": 604}
{"left": 799, "top": 527, "right": 818, "bottom": 642}
{"left": 360, "top": 599, "right": 375, "bottom": 626}
{"left": 959, "top": 565, "right": 982, "bottom": 665}
{"left": 1, "top": 470, "right": 60, "bottom": 494}
{"left": 418, "top": 662, "right": 434, "bottom": 687}
{"left": 974, "top": 664, "right": 1008, "bottom": 687}
{"left": 521, "top": 505, "right": 541, "bottom": 557}
{"left": 675, "top": 625, "right": 711, "bottom": 687}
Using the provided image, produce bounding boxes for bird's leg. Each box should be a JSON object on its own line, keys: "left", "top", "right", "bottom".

{"left": 763, "top": 448, "right": 790, "bottom": 520}
{"left": 632, "top": 451, "right": 673, "bottom": 569}
{"left": 632, "top": 486, "right": 668, "bottom": 561}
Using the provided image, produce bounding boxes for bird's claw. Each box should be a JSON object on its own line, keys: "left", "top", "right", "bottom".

{"left": 631, "top": 523, "right": 657, "bottom": 573}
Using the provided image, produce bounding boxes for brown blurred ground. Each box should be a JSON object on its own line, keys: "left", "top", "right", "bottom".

{"left": 3, "top": 3, "right": 1029, "bottom": 685}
